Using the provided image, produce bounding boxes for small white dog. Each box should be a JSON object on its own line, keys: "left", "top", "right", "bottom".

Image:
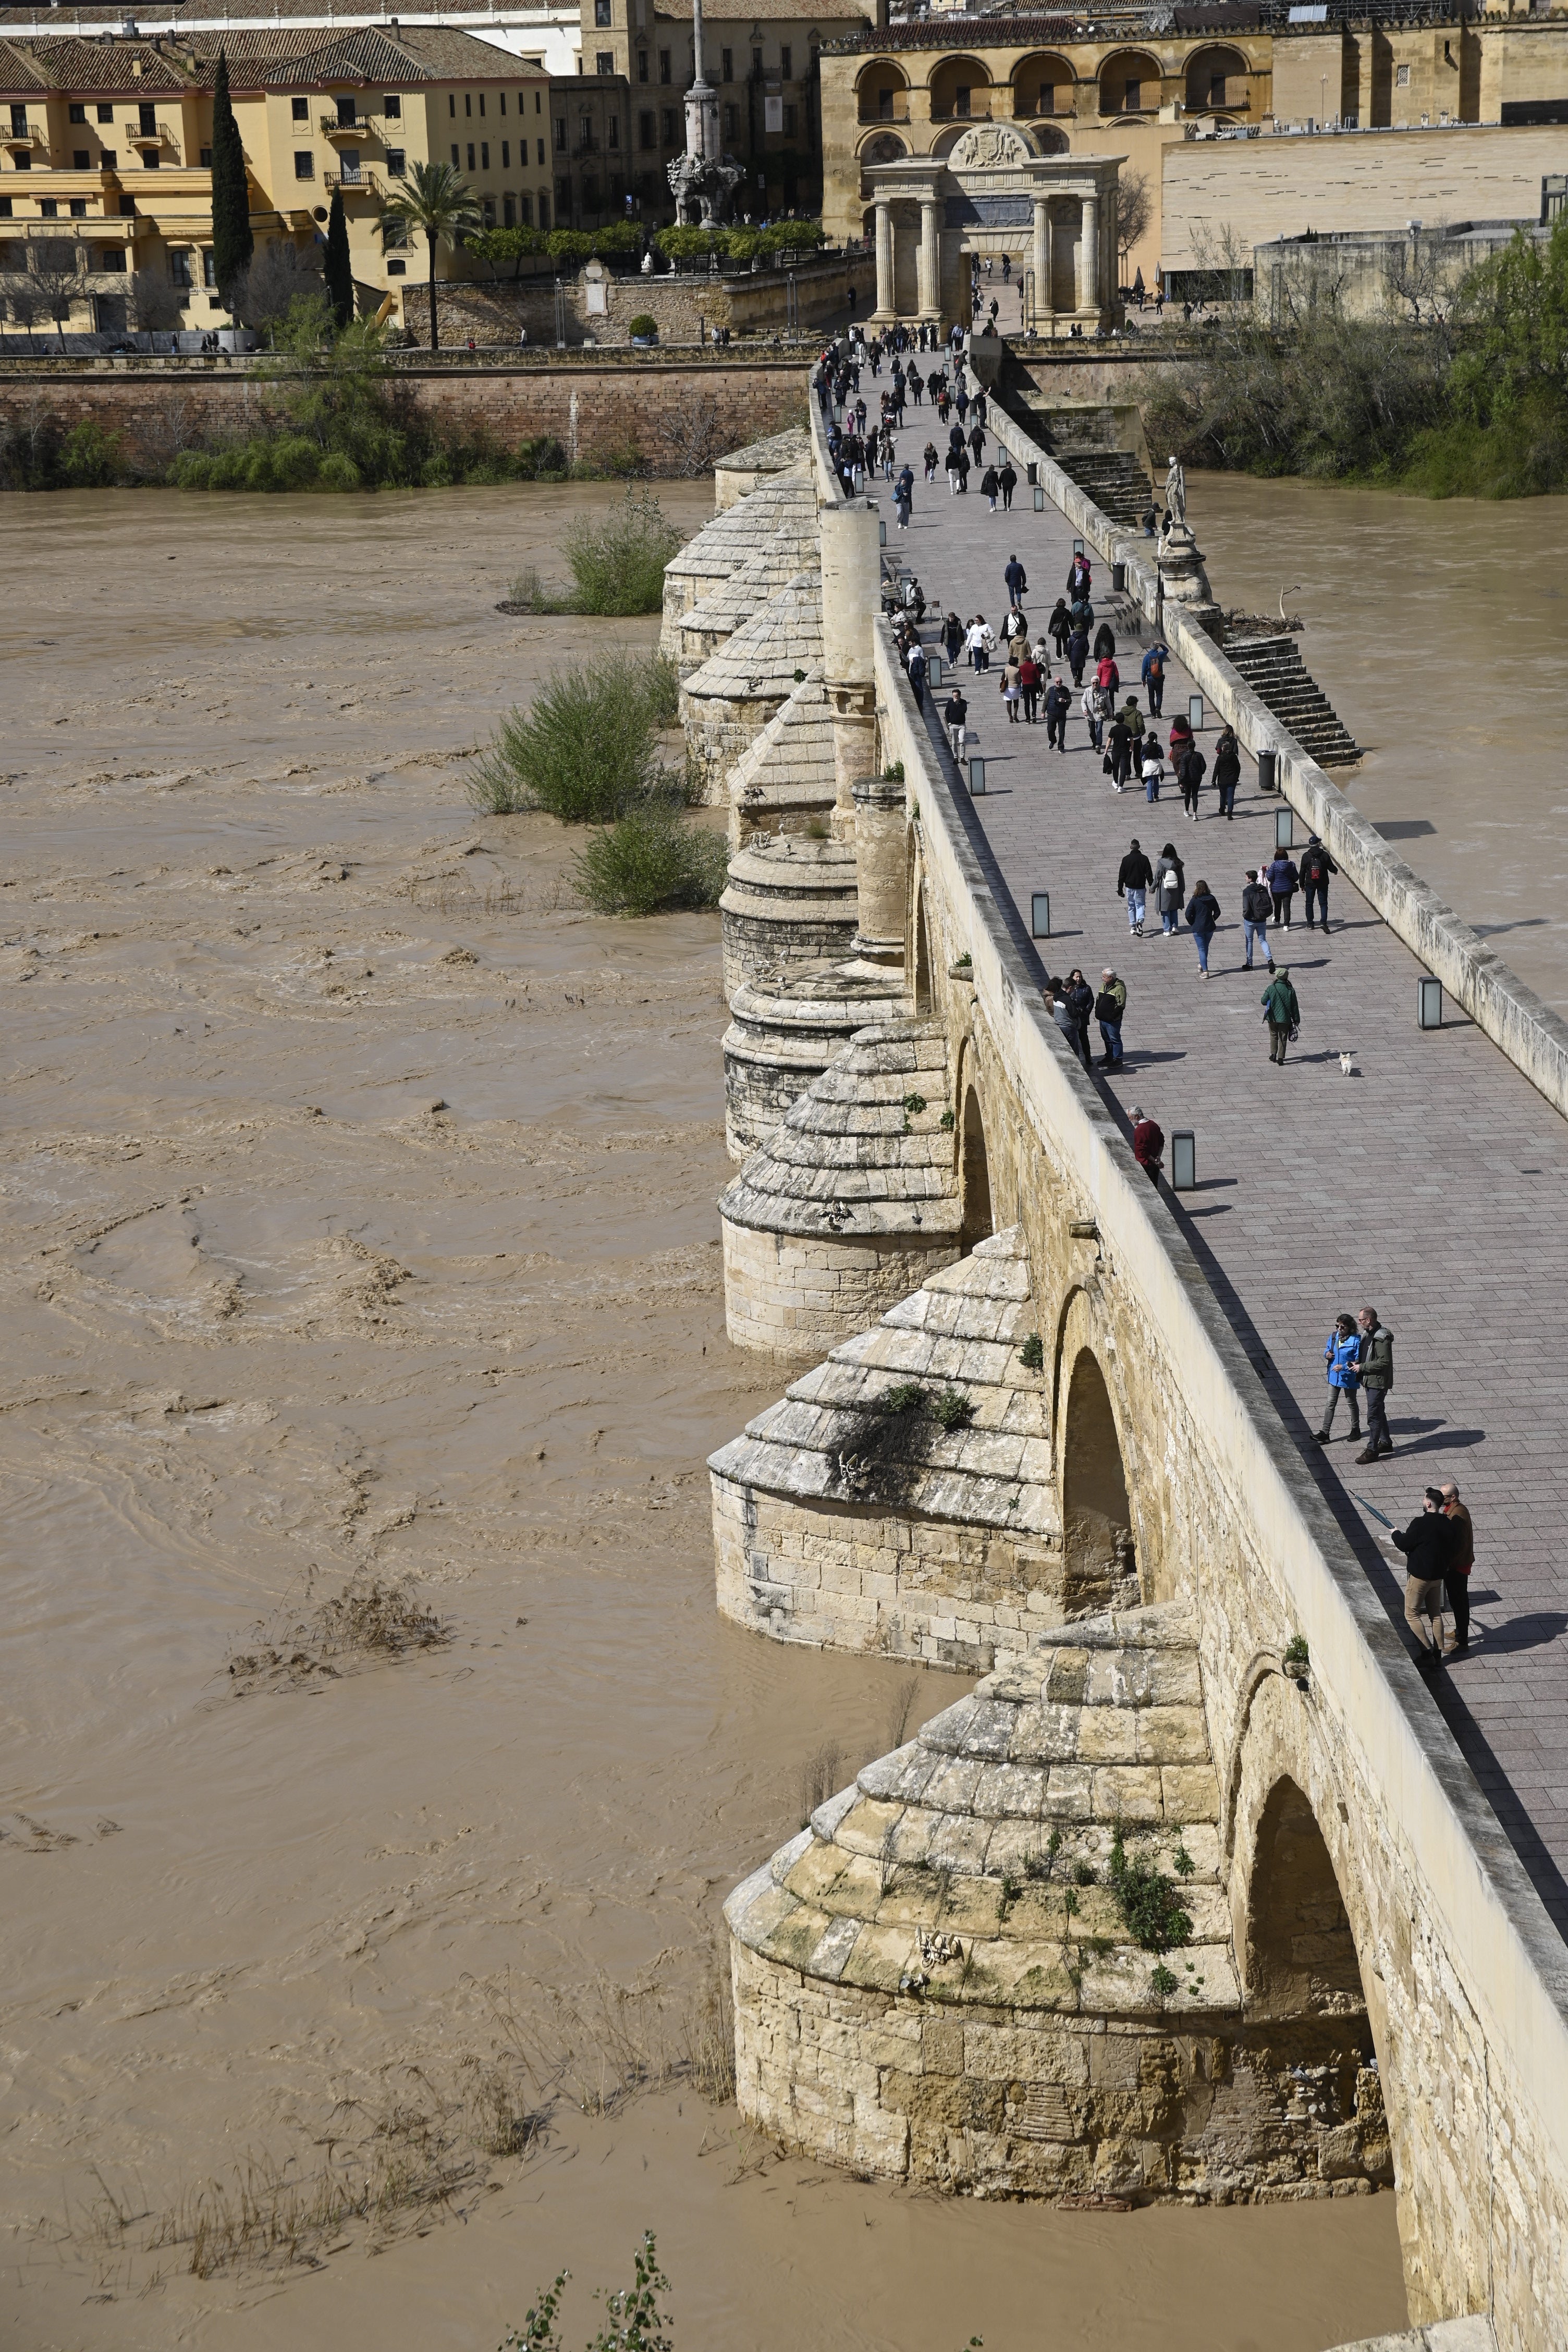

{"left": 1339, "top": 1052, "right": 1355, "bottom": 1076}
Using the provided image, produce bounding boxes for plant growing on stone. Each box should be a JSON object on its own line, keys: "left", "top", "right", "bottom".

{"left": 929, "top": 1389, "right": 976, "bottom": 1433}
{"left": 1108, "top": 1827, "right": 1192, "bottom": 1954}
{"left": 1072, "top": 1860, "right": 1096, "bottom": 1887}
{"left": 472, "top": 655, "right": 680, "bottom": 822}
{"left": 1173, "top": 1840, "right": 1195, "bottom": 1879}
{"left": 939, "top": 1108, "right": 955, "bottom": 1132}
{"left": 1063, "top": 1888, "right": 1079, "bottom": 1920}
{"left": 883, "top": 761, "right": 904, "bottom": 783}
{"left": 1018, "top": 1331, "right": 1044, "bottom": 1371}
{"left": 1283, "top": 1634, "right": 1310, "bottom": 1670}
{"left": 903, "top": 1093, "right": 927, "bottom": 1114}
{"left": 998, "top": 1873, "right": 1020, "bottom": 1922}
{"left": 1150, "top": 1963, "right": 1180, "bottom": 1999}
{"left": 881, "top": 1381, "right": 929, "bottom": 1416}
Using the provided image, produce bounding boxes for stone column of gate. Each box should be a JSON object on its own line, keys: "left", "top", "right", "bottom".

{"left": 917, "top": 195, "right": 939, "bottom": 319}
{"left": 1077, "top": 187, "right": 1100, "bottom": 316}
{"left": 873, "top": 197, "right": 895, "bottom": 321}
{"left": 1032, "top": 194, "right": 1051, "bottom": 332}
{"left": 819, "top": 498, "right": 881, "bottom": 842}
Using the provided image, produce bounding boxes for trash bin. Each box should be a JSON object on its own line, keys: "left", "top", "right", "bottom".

{"left": 1026, "top": 461, "right": 1037, "bottom": 486}
{"left": 1257, "top": 748, "right": 1278, "bottom": 794}
{"left": 1111, "top": 561, "right": 1126, "bottom": 592}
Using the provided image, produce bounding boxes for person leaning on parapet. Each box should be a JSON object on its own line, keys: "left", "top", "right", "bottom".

{"left": 1298, "top": 834, "right": 1340, "bottom": 932}
{"left": 1261, "top": 964, "right": 1299, "bottom": 1063}
{"left": 1096, "top": 967, "right": 1128, "bottom": 1070}
{"left": 1315, "top": 1313, "right": 1363, "bottom": 1446}
{"left": 1439, "top": 1480, "right": 1474, "bottom": 1655}
{"left": 1131, "top": 1105, "right": 1164, "bottom": 1184}
{"left": 1391, "top": 1487, "right": 1456, "bottom": 1671}
{"left": 1063, "top": 968, "right": 1095, "bottom": 1070}
{"left": 1354, "top": 1307, "right": 1395, "bottom": 1463}
{"left": 1114, "top": 832, "right": 1152, "bottom": 931}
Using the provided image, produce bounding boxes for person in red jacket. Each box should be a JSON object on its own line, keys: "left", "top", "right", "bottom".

{"left": 1130, "top": 1106, "right": 1163, "bottom": 1184}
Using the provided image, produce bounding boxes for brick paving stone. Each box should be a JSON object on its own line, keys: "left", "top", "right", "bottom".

{"left": 874, "top": 406, "right": 1568, "bottom": 1936}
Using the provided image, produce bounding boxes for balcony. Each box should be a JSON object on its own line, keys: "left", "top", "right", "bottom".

{"left": 320, "top": 112, "right": 368, "bottom": 138}
{"left": 323, "top": 167, "right": 384, "bottom": 195}
{"left": 857, "top": 102, "right": 910, "bottom": 123}
{"left": 128, "top": 128, "right": 181, "bottom": 160}
{"left": 930, "top": 102, "right": 994, "bottom": 120}
{"left": 3, "top": 127, "right": 43, "bottom": 152}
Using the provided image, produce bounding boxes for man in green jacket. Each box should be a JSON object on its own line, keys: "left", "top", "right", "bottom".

{"left": 1354, "top": 1309, "right": 1395, "bottom": 1463}
{"left": 1261, "top": 967, "right": 1298, "bottom": 1064}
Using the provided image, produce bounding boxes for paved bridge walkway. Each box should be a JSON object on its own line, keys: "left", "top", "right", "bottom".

{"left": 869, "top": 398, "right": 1568, "bottom": 1935}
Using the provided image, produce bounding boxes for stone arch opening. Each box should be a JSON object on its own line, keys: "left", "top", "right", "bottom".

{"left": 1245, "top": 1774, "right": 1369, "bottom": 2023}
{"left": 856, "top": 57, "right": 910, "bottom": 125}
{"left": 1183, "top": 42, "right": 1251, "bottom": 113}
{"left": 859, "top": 130, "right": 908, "bottom": 173}
{"left": 1097, "top": 47, "right": 1162, "bottom": 116}
{"left": 1011, "top": 50, "right": 1074, "bottom": 120}
{"left": 929, "top": 55, "right": 994, "bottom": 122}
{"left": 1060, "top": 1345, "right": 1136, "bottom": 1609}
{"left": 960, "top": 1082, "right": 993, "bottom": 1252}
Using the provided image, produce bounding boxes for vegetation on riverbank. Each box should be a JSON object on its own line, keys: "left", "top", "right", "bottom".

{"left": 504, "top": 490, "right": 683, "bottom": 616}
{"left": 1142, "top": 215, "right": 1568, "bottom": 499}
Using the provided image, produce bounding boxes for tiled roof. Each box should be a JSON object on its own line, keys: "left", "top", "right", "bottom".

{"left": 0, "top": 31, "right": 188, "bottom": 88}
{"left": 655, "top": 0, "right": 875, "bottom": 22}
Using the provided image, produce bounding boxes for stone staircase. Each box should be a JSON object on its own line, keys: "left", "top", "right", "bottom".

{"left": 1222, "top": 634, "right": 1362, "bottom": 768}
{"left": 1054, "top": 448, "right": 1152, "bottom": 526}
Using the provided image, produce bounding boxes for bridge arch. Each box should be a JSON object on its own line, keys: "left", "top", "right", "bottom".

{"left": 1047, "top": 1283, "right": 1146, "bottom": 1612}
{"left": 912, "top": 881, "right": 934, "bottom": 1014}
{"left": 959, "top": 1075, "right": 993, "bottom": 1252}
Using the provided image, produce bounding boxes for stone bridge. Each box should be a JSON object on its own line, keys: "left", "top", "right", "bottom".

{"left": 667, "top": 415, "right": 1568, "bottom": 2346}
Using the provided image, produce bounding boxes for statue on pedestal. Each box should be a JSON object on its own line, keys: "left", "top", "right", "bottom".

{"left": 1164, "top": 452, "right": 1187, "bottom": 528}
{"left": 666, "top": 0, "right": 743, "bottom": 226}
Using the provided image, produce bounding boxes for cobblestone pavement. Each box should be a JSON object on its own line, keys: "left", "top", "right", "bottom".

{"left": 865, "top": 387, "right": 1568, "bottom": 1934}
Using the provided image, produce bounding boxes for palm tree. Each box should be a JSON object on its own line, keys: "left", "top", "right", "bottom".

{"left": 381, "top": 160, "right": 481, "bottom": 352}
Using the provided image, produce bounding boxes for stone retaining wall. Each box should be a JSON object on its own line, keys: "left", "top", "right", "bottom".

{"left": 422, "top": 255, "right": 864, "bottom": 349}
{"left": 0, "top": 354, "right": 807, "bottom": 477}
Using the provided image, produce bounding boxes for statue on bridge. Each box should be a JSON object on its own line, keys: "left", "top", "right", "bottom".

{"left": 1165, "top": 451, "right": 1188, "bottom": 528}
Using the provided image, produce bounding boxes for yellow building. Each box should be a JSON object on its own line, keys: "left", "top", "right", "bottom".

{"left": 0, "top": 25, "right": 556, "bottom": 336}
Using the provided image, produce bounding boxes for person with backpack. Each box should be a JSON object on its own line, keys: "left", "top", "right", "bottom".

{"left": 1315, "top": 1312, "right": 1363, "bottom": 1445}
{"left": 1261, "top": 963, "right": 1299, "bottom": 1060}
{"left": 1184, "top": 876, "right": 1221, "bottom": 975}
{"left": 1049, "top": 597, "right": 1072, "bottom": 658}
{"left": 1095, "top": 968, "right": 1128, "bottom": 1069}
{"left": 1141, "top": 640, "right": 1169, "bottom": 717}
{"left": 1298, "top": 834, "right": 1340, "bottom": 930}
{"left": 1155, "top": 842, "right": 1184, "bottom": 935}
{"left": 1354, "top": 1309, "right": 1395, "bottom": 1462}
{"left": 1177, "top": 738, "right": 1207, "bottom": 818}
{"left": 1267, "top": 847, "right": 1300, "bottom": 928}
{"left": 1241, "top": 868, "right": 1275, "bottom": 971}
{"left": 1117, "top": 838, "right": 1154, "bottom": 935}
{"left": 1212, "top": 725, "right": 1241, "bottom": 820}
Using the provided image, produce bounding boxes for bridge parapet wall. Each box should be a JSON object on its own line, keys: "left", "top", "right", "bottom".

{"left": 875, "top": 614, "right": 1568, "bottom": 2346}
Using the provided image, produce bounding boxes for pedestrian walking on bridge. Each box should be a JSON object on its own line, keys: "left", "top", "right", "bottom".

{"left": 1185, "top": 877, "right": 1221, "bottom": 976}
{"left": 1044, "top": 672, "right": 1071, "bottom": 753}
{"left": 1267, "top": 847, "right": 1300, "bottom": 929}
{"left": 1241, "top": 869, "right": 1275, "bottom": 971}
{"left": 1354, "top": 1309, "right": 1395, "bottom": 1463}
{"left": 1117, "top": 837, "right": 1153, "bottom": 935}
{"left": 1131, "top": 1105, "right": 1163, "bottom": 1184}
{"left": 1315, "top": 1313, "right": 1362, "bottom": 1444}
{"left": 1392, "top": 1488, "right": 1455, "bottom": 1670}
{"left": 943, "top": 684, "right": 969, "bottom": 765}
{"left": 1005, "top": 553, "right": 1028, "bottom": 606}
{"left": 998, "top": 457, "right": 1017, "bottom": 510}
{"left": 1299, "top": 834, "right": 1339, "bottom": 930}
{"left": 1261, "top": 964, "right": 1298, "bottom": 1060}
{"left": 1142, "top": 639, "right": 1169, "bottom": 717}
{"left": 1096, "top": 968, "right": 1127, "bottom": 1069}
{"left": 1214, "top": 724, "right": 1241, "bottom": 820}
{"left": 1155, "top": 841, "right": 1184, "bottom": 935}
{"left": 1439, "top": 1481, "right": 1473, "bottom": 1654}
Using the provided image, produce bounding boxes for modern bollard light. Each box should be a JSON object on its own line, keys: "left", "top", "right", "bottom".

{"left": 1072, "top": 536, "right": 1085, "bottom": 557}
{"left": 1031, "top": 891, "right": 1051, "bottom": 938}
{"left": 1188, "top": 692, "right": 1205, "bottom": 731}
{"left": 928, "top": 653, "right": 944, "bottom": 691}
{"left": 1275, "top": 806, "right": 1295, "bottom": 851}
{"left": 1418, "top": 976, "right": 1443, "bottom": 1029}
{"left": 1034, "top": 484, "right": 1046, "bottom": 512}
{"left": 967, "top": 755, "right": 987, "bottom": 795}
{"left": 1171, "top": 1130, "right": 1197, "bottom": 1192}
{"left": 1111, "top": 561, "right": 1126, "bottom": 592}
{"left": 879, "top": 517, "right": 887, "bottom": 546}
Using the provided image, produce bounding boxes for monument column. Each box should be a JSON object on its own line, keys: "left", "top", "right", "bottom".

{"left": 874, "top": 195, "right": 895, "bottom": 321}
{"left": 917, "top": 194, "right": 939, "bottom": 319}
{"left": 1031, "top": 194, "right": 1049, "bottom": 330}
{"left": 819, "top": 498, "right": 882, "bottom": 838}
{"left": 1078, "top": 187, "right": 1100, "bottom": 314}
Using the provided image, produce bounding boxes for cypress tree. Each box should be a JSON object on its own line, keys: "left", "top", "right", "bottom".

{"left": 209, "top": 52, "right": 253, "bottom": 303}
{"left": 324, "top": 187, "right": 354, "bottom": 331}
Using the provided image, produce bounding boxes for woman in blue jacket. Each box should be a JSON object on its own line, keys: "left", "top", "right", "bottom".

{"left": 1316, "top": 1313, "right": 1362, "bottom": 1444}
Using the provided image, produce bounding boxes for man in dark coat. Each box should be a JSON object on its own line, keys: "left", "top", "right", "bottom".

{"left": 1298, "top": 834, "right": 1340, "bottom": 930}
{"left": 1392, "top": 1488, "right": 1456, "bottom": 1668}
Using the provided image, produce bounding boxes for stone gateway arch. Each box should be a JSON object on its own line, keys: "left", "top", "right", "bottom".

{"left": 667, "top": 413, "right": 1568, "bottom": 2349}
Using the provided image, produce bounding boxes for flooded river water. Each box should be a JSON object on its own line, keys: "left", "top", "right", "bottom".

{"left": 0, "top": 476, "right": 1496, "bottom": 2349}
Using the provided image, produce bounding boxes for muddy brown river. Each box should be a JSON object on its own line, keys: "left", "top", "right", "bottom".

{"left": 1, "top": 483, "right": 1422, "bottom": 2349}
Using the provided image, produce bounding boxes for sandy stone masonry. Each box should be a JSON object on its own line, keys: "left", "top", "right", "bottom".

{"left": 722, "top": 961, "right": 909, "bottom": 1163}
{"left": 658, "top": 469, "right": 817, "bottom": 652}
{"left": 680, "top": 572, "right": 826, "bottom": 786}
{"left": 720, "top": 1016, "right": 962, "bottom": 1357}
{"left": 728, "top": 1601, "right": 1391, "bottom": 2200}
{"left": 726, "top": 671, "right": 839, "bottom": 847}
{"left": 718, "top": 836, "right": 860, "bottom": 999}
{"left": 712, "top": 1229, "right": 1087, "bottom": 1670}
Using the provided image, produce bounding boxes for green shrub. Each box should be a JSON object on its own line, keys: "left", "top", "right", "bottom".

{"left": 470, "top": 653, "right": 677, "bottom": 822}
{"left": 561, "top": 488, "right": 682, "bottom": 615}
{"left": 1018, "top": 1332, "right": 1044, "bottom": 1371}
{"left": 930, "top": 1389, "right": 976, "bottom": 1432}
{"left": 627, "top": 313, "right": 659, "bottom": 339}
{"left": 316, "top": 450, "right": 363, "bottom": 492}
{"left": 59, "top": 420, "right": 125, "bottom": 488}
{"left": 421, "top": 450, "right": 455, "bottom": 487}
{"left": 572, "top": 805, "right": 728, "bottom": 917}
{"left": 1108, "top": 1828, "right": 1193, "bottom": 1954}
{"left": 270, "top": 433, "right": 321, "bottom": 489}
